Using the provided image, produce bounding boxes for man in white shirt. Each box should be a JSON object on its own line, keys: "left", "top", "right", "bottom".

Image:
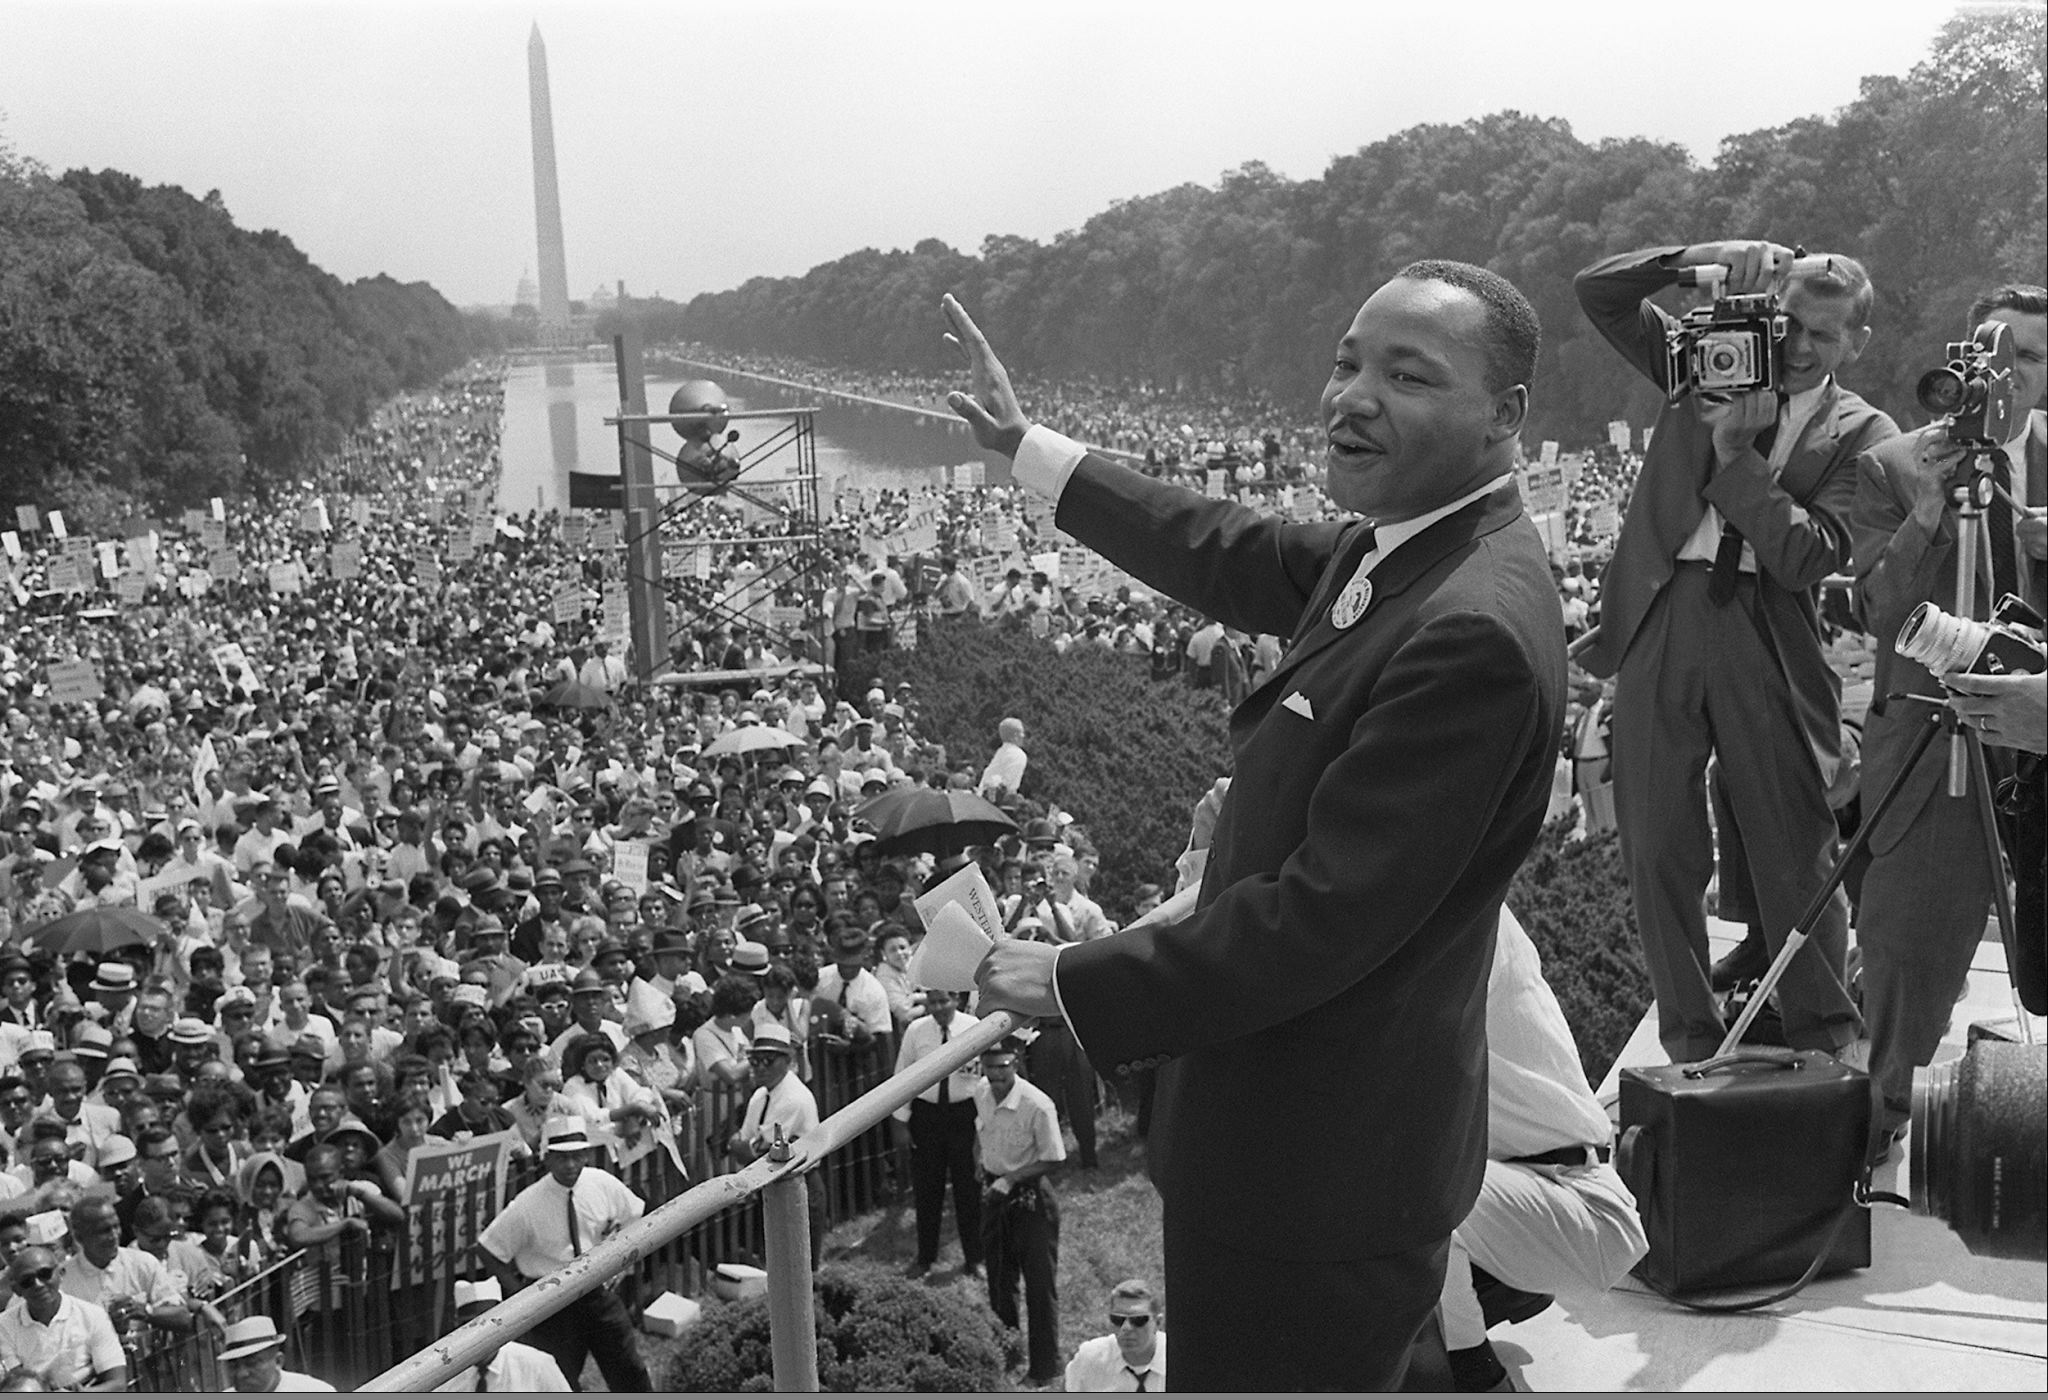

{"left": 61, "top": 1198, "right": 191, "bottom": 1336}
{"left": 217, "top": 1314, "right": 333, "bottom": 1392}
{"left": 892, "top": 988, "right": 984, "bottom": 1279}
{"left": 975, "top": 1038, "right": 1066, "bottom": 1387}
{"left": 0, "top": 1246, "right": 127, "bottom": 1391}
{"left": 478, "top": 1116, "right": 651, "bottom": 1391}
{"left": 977, "top": 717, "right": 1029, "bottom": 799}
{"left": 728, "top": 1023, "right": 825, "bottom": 1260}
{"left": 812, "top": 928, "right": 892, "bottom": 1041}
{"left": 432, "top": 1277, "right": 571, "bottom": 1392}
{"left": 1065, "top": 1278, "right": 1167, "bottom": 1392}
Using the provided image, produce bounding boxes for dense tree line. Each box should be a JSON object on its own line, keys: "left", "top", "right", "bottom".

{"left": 651, "top": 11, "right": 2044, "bottom": 446}
{"left": 0, "top": 153, "right": 499, "bottom": 530}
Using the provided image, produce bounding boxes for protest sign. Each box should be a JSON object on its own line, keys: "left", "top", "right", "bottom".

{"left": 46, "top": 659, "right": 103, "bottom": 704}
{"left": 116, "top": 575, "right": 147, "bottom": 606}
{"left": 400, "top": 1132, "right": 517, "bottom": 1285}
{"left": 552, "top": 582, "right": 584, "bottom": 626}
{"left": 47, "top": 511, "right": 66, "bottom": 541}
{"left": 1540, "top": 440, "right": 1560, "bottom": 467}
{"left": 200, "top": 519, "right": 228, "bottom": 552}
{"left": 560, "top": 515, "right": 588, "bottom": 550}
{"left": 1522, "top": 464, "right": 1567, "bottom": 516}
{"left": 45, "top": 559, "right": 84, "bottom": 594}
{"left": 1607, "top": 421, "right": 1631, "bottom": 453}
{"left": 612, "top": 839, "right": 650, "bottom": 894}
{"left": 14, "top": 505, "right": 37, "bottom": 534}
{"left": 268, "top": 562, "right": 302, "bottom": 594}
{"left": 329, "top": 542, "right": 362, "bottom": 580}
{"left": 416, "top": 556, "right": 442, "bottom": 590}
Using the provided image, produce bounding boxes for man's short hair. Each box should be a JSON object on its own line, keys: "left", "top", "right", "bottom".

{"left": 1967, "top": 283, "right": 2048, "bottom": 330}
{"left": 1789, "top": 253, "right": 1876, "bottom": 329}
{"left": 1395, "top": 259, "right": 1541, "bottom": 393}
{"left": 1108, "top": 1278, "right": 1159, "bottom": 1312}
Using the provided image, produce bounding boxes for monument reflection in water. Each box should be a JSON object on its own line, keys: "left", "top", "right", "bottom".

{"left": 497, "top": 358, "right": 984, "bottom": 517}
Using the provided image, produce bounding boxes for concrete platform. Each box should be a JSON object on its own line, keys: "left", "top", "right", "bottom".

{"left": 1543, "top": 920, "right": 2048, "bottom": 1391}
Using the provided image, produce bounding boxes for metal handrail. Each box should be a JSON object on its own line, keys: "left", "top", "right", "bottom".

{"left": 360, "top": 1007, "right": 1022, "bottom": 1392}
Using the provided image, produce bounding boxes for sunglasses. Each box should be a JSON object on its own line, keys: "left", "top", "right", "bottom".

{"left": 1109, "top": 1313, "right": 1154, "bottom": 1330}
{"left": 746, "top": 1052, "right": 790, "bottom": 1065}
{"left": 17, "top": 1268, "right": 57, "bottom": 1288}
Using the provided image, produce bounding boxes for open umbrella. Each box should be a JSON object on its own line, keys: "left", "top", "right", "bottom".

{"left": 701, "top": 724, "right": 804, "bottom": 758}
{"left": 855, "top": 787, "right": 1017, "bottom": 857}
{"left": 538, "top": 678, "right": 613, "bottom": 712}
{"left": 29, "top": 905, "right": 166, "bottom": 957}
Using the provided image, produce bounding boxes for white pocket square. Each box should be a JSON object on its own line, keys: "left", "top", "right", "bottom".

{"left": 1281, "top": 691, "right": 1315, "bottom": 720}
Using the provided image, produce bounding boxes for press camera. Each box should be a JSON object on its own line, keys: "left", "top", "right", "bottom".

{"left": 1662, "top": 264, "right": 1788, "bottom": 404}
{"left": 1915, "top": 319, "right": 2019, "bottom": 446}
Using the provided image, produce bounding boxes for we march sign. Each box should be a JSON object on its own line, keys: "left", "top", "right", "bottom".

{"left": 399, "top": 1131, "right": 516, "bottom": 1283}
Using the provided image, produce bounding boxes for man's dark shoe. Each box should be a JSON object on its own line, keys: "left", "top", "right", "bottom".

{"left": 1710, "top": 926, "right": 1771, "bottom": 992}
{"left": 905, "top": 1261, "right": 931, "bottom": 1280}
{"left": 1471, "top": 1265, "right": 1553, "bottom": 1329}
{"left": 1449, "top": 1340, "right": 1518, "bottom": 1392}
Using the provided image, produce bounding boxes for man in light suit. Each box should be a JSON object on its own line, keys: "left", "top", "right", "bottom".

{"left": 947, "top": 261, "right": 1566, "bottom": 1391}
{"left": 1572, "top": 241, "right": 1894, "bottom": 1063}
{"left": 1851, "top": 283, "right": 2047, "bottom": 1162}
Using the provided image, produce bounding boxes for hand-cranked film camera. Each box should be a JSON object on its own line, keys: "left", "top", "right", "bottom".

{"left": 1916, "top": 319, "right": 2020, "bottom": 446}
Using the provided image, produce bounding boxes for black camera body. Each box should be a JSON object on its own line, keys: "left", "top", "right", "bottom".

{"left": 1916, "top": 319, "right": 2018, "bottom": 446}
{"left": 1663, "top": 290, "right": 1789, "bottom": 404}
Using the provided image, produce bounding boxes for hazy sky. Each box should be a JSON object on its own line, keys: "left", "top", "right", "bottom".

{"left": 2, "top": 0, "right": 1959, "bottom": 309}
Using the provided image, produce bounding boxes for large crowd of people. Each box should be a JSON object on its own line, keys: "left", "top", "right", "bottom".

{"left": 0, "top": 334, "right": 1663, "bottom": 1390}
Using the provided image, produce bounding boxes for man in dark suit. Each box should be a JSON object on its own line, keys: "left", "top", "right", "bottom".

{"left": 947, "top": 262, "right": 1566, "bottom": 1391}
{"left": 1572, "top": 241, "right": 1893, "bottom": 1063}
{"left": 1850, "top": 283, "right": 2046, "bottom": 1162}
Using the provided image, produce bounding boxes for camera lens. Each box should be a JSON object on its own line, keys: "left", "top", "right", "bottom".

{"left": 1910, "top": 1040, "right": 2046, "bottom": 1261}
{"left": 1917, "top": 367, "right": 1967, "bottom": 416}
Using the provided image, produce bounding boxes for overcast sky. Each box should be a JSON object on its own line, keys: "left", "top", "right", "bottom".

{"left": 2, "top": 0, "right": 1958, "bottom": 309}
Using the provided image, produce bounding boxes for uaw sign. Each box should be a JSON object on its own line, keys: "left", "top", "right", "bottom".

{"left": 399, "top": 1131, "right": 517, "bottom": 1284}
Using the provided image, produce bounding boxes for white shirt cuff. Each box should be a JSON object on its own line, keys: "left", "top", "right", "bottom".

{"left": 1013, "top": 425, "right": 1088, "bottom": 502}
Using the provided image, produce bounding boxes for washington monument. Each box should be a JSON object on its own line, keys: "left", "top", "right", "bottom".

{"left": 527, "top": 23, "right": 571, "bottom": 335}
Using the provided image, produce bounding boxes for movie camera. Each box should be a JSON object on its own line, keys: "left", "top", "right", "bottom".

{"left": 1915, "top": 319, "right": 2020, "bottom": 446}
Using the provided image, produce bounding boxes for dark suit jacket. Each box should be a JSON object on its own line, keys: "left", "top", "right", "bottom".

{"left": 1050, "top": 457, "right": 1565, "bottom": 1261}
{"left": 1571, "top": 246, "right": 1897, "bottom": 775}
{"left": 1852, "top": 412, "right": 2046, "bottom": 850}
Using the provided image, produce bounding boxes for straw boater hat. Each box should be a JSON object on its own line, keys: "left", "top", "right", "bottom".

{"left": 454, "top": 1277, "right": 504, "bottom": 1316}
{"left": 542, "top": 1115, "right": 592, "bottom": 1154}
{"left": 216, "top": 1315, "right": 289, "bottom": 1362}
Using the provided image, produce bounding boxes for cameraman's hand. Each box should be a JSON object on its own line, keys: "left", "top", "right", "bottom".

{"left": 1188, "top": 778, "right": 1231, "bottom": 854}
{"left": 2018, "top": 506, "right": 2046, "bottom": 561}
{"left": 1699, "top": 389, "right": 1778, "bottom": 463}
{"left": 1682, "top": 240, "right": 1797, "bottom": 295}
{"left": 942, "top": 295, "right": 1030, "bottom": 460}
{"left": 1900, "top": 429, "right": 1969, "bottom": 523}
{"left": 1944, "top": 671, "right": 2048, "bottom": 754}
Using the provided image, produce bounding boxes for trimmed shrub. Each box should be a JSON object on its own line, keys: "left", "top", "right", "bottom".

{"left": 852, "top": 618, "right": 1232, "bottom": 921}
{"left": 660, "top": 1261, "right": 1017, "bottom": 1392}
{"left": 855, "top": 623, "right": 1649, "bottom": 1079}
{"left": 1506, "top": 818, "right": 1651, "bottom": 1082}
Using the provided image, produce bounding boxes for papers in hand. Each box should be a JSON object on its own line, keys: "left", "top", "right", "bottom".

{"left": 909, "top": 861, "right": 1005, "bottom": 992}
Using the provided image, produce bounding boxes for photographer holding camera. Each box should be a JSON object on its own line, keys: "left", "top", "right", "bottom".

{"left": 1850, "top": 283, "right": 2046, "bottom": 1165}
{"left": 1572, "top": 241, "right": 1896, "bottom": 1064}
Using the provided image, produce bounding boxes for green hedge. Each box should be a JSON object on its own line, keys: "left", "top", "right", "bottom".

{"left": 1505, "top": 820, "right": 1650, "bottom": 1082}
{"left": 660, "top": 1262, "right": 1017, "bottom": 1392}
{"left": 850, "top": 618, "right": 1231, "bottom": 921}
{"left": 853, "top": 624, "right": 1648, "bottom": 1081}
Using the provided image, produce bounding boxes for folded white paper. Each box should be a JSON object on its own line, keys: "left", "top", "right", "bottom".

{"left": 913, "top": 861, "right": 1006, "bottom": 942}
{"left": 908, "top": 902, "right": 995, "bottom": 992}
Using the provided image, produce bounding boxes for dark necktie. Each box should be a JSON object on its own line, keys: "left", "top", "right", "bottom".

{"left": 1988, "top": 450, "right": 2019, "bottom": 608}
{"left": 1708, "top": 416, "right": 1779, "bottom": 606}
{"left": 473, "top": 1363, "right": 489, "bottom": 1391}
{"left": 1127, "top": 1366, "right": 1149, "bottom": 1391}
{"left": 937, "top": 1019, "right": 950, "bottom": 1104}
{"left": 565, "top": 1182, "right": 581, "bottom": 1258}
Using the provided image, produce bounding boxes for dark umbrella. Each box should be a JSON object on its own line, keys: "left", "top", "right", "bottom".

{"left": 855, "top": 788, "right": 1018, "bottom": 857}
{"left": 538, "top": 678, "right": 614, "bottom": 711}
{"left": 30, "top": 906, "right": 165, "bottom": 957}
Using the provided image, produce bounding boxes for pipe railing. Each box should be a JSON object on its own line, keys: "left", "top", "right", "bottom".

{"left": 360, "top": 1008, "right": 1023, "bottom": 1392}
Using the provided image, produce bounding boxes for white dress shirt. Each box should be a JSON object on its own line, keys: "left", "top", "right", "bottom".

{"left": 891, "top": 1011, "right": 983, "bottom": 1120}
{"left": 432, "top": 1340, "right": 572, "bottom": 1392}
{"left": 1065, "top": 1332, "right": 1168, "bottom": 1392}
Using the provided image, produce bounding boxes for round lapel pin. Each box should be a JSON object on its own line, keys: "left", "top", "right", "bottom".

{"left": 1330, "top": 575, "right": 1372, "bottom": 630}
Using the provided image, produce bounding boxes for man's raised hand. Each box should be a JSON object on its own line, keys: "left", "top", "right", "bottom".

{"left": 942, "top": 294, "right": 1031, "bottom": 459}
